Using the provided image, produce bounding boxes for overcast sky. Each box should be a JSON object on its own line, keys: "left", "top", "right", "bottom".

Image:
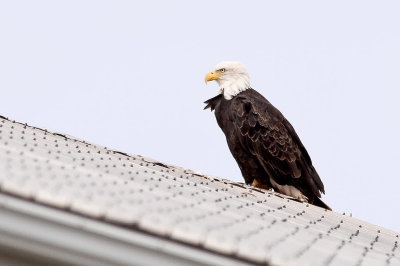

{"left": 1, "top": 1, "right": 399, "bottom": 232}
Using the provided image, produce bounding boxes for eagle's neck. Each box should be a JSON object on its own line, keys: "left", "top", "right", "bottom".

{"left": 216, "top": 74, "right": 250, "bottom": 100}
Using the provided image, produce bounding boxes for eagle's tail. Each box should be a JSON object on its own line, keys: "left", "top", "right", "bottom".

{"left": 312, "top": 196, "right": 332, "bottom": 211}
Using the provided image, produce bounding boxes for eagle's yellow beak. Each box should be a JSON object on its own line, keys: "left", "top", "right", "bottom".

{"left": 204, "top": 71, "right": 222, "bottom": 84}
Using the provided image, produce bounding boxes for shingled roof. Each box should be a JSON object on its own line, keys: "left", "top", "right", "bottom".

{"left": 0, "top": 115, "right": 399, "bottom": 266}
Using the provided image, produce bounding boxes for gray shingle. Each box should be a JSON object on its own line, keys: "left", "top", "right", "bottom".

{"left": 0, "top": 116, "right": 399, "bottom": 266}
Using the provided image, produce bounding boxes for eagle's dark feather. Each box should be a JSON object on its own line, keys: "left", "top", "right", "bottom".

{"left": 205, "top": 89, "right": 330, "bottom": 210}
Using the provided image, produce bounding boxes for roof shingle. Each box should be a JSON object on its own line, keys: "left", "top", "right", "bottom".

{"left": 0, "top": 116, "right": 399, "bottom": 266}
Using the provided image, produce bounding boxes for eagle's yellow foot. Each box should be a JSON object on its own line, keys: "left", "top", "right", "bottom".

{"left": 251, "top": 179, "right": 270, "bottom": 191}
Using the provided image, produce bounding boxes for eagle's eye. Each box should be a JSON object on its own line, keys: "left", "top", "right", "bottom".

{"left": 219, "top": 68, "right": 226, "bottom": 73}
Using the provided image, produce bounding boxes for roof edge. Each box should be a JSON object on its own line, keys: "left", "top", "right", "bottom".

{"left": 0, "top": 193, "right": 259, "bottom": 266}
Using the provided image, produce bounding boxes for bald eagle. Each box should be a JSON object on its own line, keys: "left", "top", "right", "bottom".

{"left": 204, "top": 61, "right": 330, "bottom": 210}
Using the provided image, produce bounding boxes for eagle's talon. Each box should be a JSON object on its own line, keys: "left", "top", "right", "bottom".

{"left": 250, "top": 179, "right": 269, "bottom": 190}
{"left": 295, "top": 194, "right": 309, "bottom": 202}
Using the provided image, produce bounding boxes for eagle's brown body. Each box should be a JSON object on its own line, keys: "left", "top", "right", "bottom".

{"left": 205, "top": 88, "right": 330, "bottom": 210}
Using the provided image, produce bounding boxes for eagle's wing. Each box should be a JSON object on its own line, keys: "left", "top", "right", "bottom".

{"left": 230, "top": 91, "right": 324, "bottom": 197}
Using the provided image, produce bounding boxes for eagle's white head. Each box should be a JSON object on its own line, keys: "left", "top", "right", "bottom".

{"left": 205, "top": 61, "right": 250, "bottom": 100}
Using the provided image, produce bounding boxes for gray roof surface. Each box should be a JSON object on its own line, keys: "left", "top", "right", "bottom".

{"left": 0, "top": 115, "right": 399, "bottom": 266}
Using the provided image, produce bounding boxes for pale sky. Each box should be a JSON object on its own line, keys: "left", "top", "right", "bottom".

{"left": 1, "top": 1, "right": 399, "bottom": 232}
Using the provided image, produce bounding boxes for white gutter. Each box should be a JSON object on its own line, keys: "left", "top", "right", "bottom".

{"left": 0, "top": 193, "right": 256, "bottom": 266}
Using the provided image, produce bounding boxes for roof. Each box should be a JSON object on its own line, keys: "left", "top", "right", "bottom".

{"left": 0, "top": 115, "right": 399, "bottom": 266}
